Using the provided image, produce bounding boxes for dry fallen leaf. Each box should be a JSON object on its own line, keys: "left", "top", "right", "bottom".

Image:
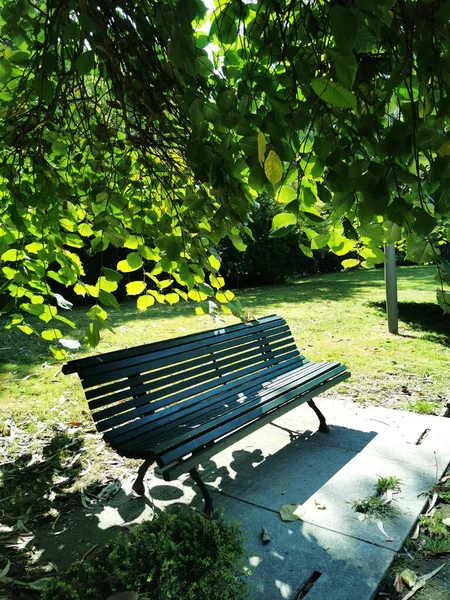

{"left": 401, "top": 564, "right": 445, "bottom": 600}
{"left": 377, "top": 520, "right": 393, "bottom": 541}
{"left": 411, "top": 522, "right": 420, "bottom": 539}
{"left": 426, "top": 491, "right": 438, "bottom": 515}
{"left": 381, "top": 489, "right": 393, "bottom": 505}
{"left": 393, "top": 573, "right": 404, "bottom": 593}
{"left": 261, "top": 527, "right": 271, "bottom": 544}
{"left": 400, "top": 568, "right": 418, "bottom": 588}
{"left": 280, "top": 504, "right": 304, "bottom": 522}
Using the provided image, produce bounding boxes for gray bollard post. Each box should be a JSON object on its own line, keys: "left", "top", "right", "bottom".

{"left": 384, "top": 243, "right": 398, "bottom": 334}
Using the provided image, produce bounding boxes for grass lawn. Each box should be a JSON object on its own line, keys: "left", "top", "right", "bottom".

{"left": 1, "top": 264, "right": 449, "bottom": 427}
{"left": 1, "top": 264, "right": 449, "bottom": 596}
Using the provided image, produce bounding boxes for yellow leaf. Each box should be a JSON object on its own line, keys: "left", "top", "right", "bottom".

{"left": 264, "top": 150, "right": 283, "bottom": 186}
{"left": 165, "top": 293, "right": 179, "bottom": 305}
{"left": 208, "top": 255, "right": 221, "bottom": 271}
{"left": 257, "top": 131, "right": 266, "bottom": 166}
{"left": 41, "top": 329, "right": 62, "bottom": 341}
{"left": 136, "top": 295, "right": 155, "bottom": 311}
{"left": 126, "top": 281, "right": 147, "bottom": 296}
{"left": 341, "top": 258, "right": 360, "bottom": 269}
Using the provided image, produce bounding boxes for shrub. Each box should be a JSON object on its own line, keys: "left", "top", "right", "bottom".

{"left": 42, "top": 508, "right": 248, "bottom": 600}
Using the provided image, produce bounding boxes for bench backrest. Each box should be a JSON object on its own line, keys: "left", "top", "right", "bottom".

{"left": 62, "top": 314, "right": 305, "bottom": 435}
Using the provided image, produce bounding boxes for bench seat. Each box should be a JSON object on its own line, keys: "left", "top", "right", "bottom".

{"left": 63, "top": 314, "right": 350, "bottom": 508}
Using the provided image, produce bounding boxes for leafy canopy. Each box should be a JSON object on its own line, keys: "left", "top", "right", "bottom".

{"left": 1, "top": 0, "right": 450, "bottom": 355}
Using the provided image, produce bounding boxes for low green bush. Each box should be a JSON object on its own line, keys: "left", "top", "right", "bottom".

{"left": 42, "top": 508, "right": 248, "bottom": 600}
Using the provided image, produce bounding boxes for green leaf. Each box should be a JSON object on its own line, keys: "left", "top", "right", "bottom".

{"left": 272, "top": 213, "right": 297, "bottom": 231}
{"left": 137, "top": 295, "right": 155, "bottom": 311}
{"left": 166, "top": 240, "right": 181, "bottom": 262}
{"left": 51, "top": 142, "right": 67, "bottom": 156}
{"left": 332, "top": 191, "right": 354, "bottom": 217}
{"left": 335, "top": 54, "right": 358, "bottom": 89}
{"left": 407, "top": 240, "right": 436, "bottom": 264}
{"left": 126, "top": 281, "right": 147, "bottom": 295}
{"left": 41, "top": 79, "right": 55, "bottom": 104}
{"left": 41, "top": 328, "right": 62, "bottom": 341}
{"left": 280, "top": 504, "right": 304, "bottom": 522}
{"left": 229, "top": 234, "right": 247, "bottom": 252}
{"left": 117, "top": 252, "right": 143, "bottom": 273}
{"left": 10, "top": 51, "right": 29, "bottom": 65}
{"left": 328, "top": 231, "right": 356, "bottom": 255}
{"left": 165, "top": 293, "right": 179, "bottom": 305}
{"left": 299, "top": 243, "right": 313, "bottom": 258}
{"left": 211, "top": 7, "right": 237, "bottom": 44}
{"left": 76, "top": 51, "right": 95, "bottom": 75}
{"left": 277, "top": 185, "right": 297, "bottom": 204}
{"left": 102, "top": 268, "right": 123, "bottom": 282}
{"left": 84, "top": 322, "right": 100, "bottom": 347}
{"left": 1, "top": 249, "right": 21, "bottom": 261}
{"left": 360, "top": 247, "right": 386, "bottom": 265}
{"left": 311, "top": 78, "right": 357, "bottom": 110}
{"left": 412, "top": 208, "right": 435, "bottom": 236}
{"left": 384, "top": 221, "right": 402, "bottom": 244}
{"left": 87, "top": 305, "right": 108, "bottom": 321}
{"left": 98, "top": 290, "right": 120, "bottom": 310}
{"left": 264, "top": 151, "right": 283, "bottom": 186}
{"left": 331, "top": 7, "right": 358, "bottom": 52}
{"left": 311, "top": 233, "right": 330, "bottom": 250}
{"left": 208, "top": 255, "right": 221, "bottom": 271}
{"left": 437, "top": 290, "right": 450, "bottom": 313}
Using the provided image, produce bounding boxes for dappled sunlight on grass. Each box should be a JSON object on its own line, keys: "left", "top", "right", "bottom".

{"left": 0, "top": 265, "right": 448, "bottom": 421}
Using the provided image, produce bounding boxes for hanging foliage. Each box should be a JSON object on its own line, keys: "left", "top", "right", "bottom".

{"left": 0, "top": 0, "right": 450, "bottom": 355}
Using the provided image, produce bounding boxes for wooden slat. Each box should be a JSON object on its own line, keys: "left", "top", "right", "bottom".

{"left": 85, "top": 326, "right": 296, "bottom": 401}
{"left": 110, "top": 359, "right": 324, "bottom": 450}
{"left": 157, "top": 364, "right": 348, "bottom": 466}
{"left": 62, "top": 314, "right": 283, "bottom": 375}
{"left": 80, "top": 325, "right": 289, "bottom": 389}
{"left": 87, "top": 327, "right": 296, "bottom": 407}
{"left": 162, "top": 371, "right": 351, "bottom": 480}
{"left": 91, "top": 340, "right": 299, "bottom": 426}
{"left": 80, "top": 319, "right": 289, "bottom": 387}
{"left": 98, "top": 350, "right": 303, "bottom": 434}
{"left": 135, "top": 362, "right": 343, "bottom": 455}
{"left": 106, "top": 354, "right": 309, "bottom": 447}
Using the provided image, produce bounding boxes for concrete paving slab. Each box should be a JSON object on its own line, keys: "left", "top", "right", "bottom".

{"left": 139, "top": 399, "right": 450, "bottom": 600}
{"left": 216, "top": 497, "right": 396, "bottom": 600}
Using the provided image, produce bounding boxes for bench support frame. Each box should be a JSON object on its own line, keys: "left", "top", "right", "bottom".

{"left": 132, "top": 457, "right": 154, "bottom": 496}
{"left": 307, "top": 399, "right": 330, "bottom": 433}
{"left": 189, "top": 467, "right": 214, "bottom": 515}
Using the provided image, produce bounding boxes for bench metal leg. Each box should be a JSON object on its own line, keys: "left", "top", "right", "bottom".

{"left": 307, "top": 400, "right": 330, "bottom": 433}
{"left": 132, "top": 458, "right": 154, "bottom": 495}
{"left": 189, "top": 468, "right": 214, "bottom": 515}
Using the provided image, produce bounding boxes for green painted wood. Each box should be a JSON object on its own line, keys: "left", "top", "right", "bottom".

{"left": 106, "top": 354, "right": 308, "bottom": 446}
{"left": 62, "top": 314, "right": 283, "bottom": 375}
{"left": 63, "top": 315, "right": 351, "bottom": 478}
{"left": 161, "top": 371, "right": 351, "bottom": 480}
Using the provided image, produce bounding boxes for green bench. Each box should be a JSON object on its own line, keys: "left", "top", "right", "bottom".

{"left": 62, "top": 314, "right": 350, "bottom": 513}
